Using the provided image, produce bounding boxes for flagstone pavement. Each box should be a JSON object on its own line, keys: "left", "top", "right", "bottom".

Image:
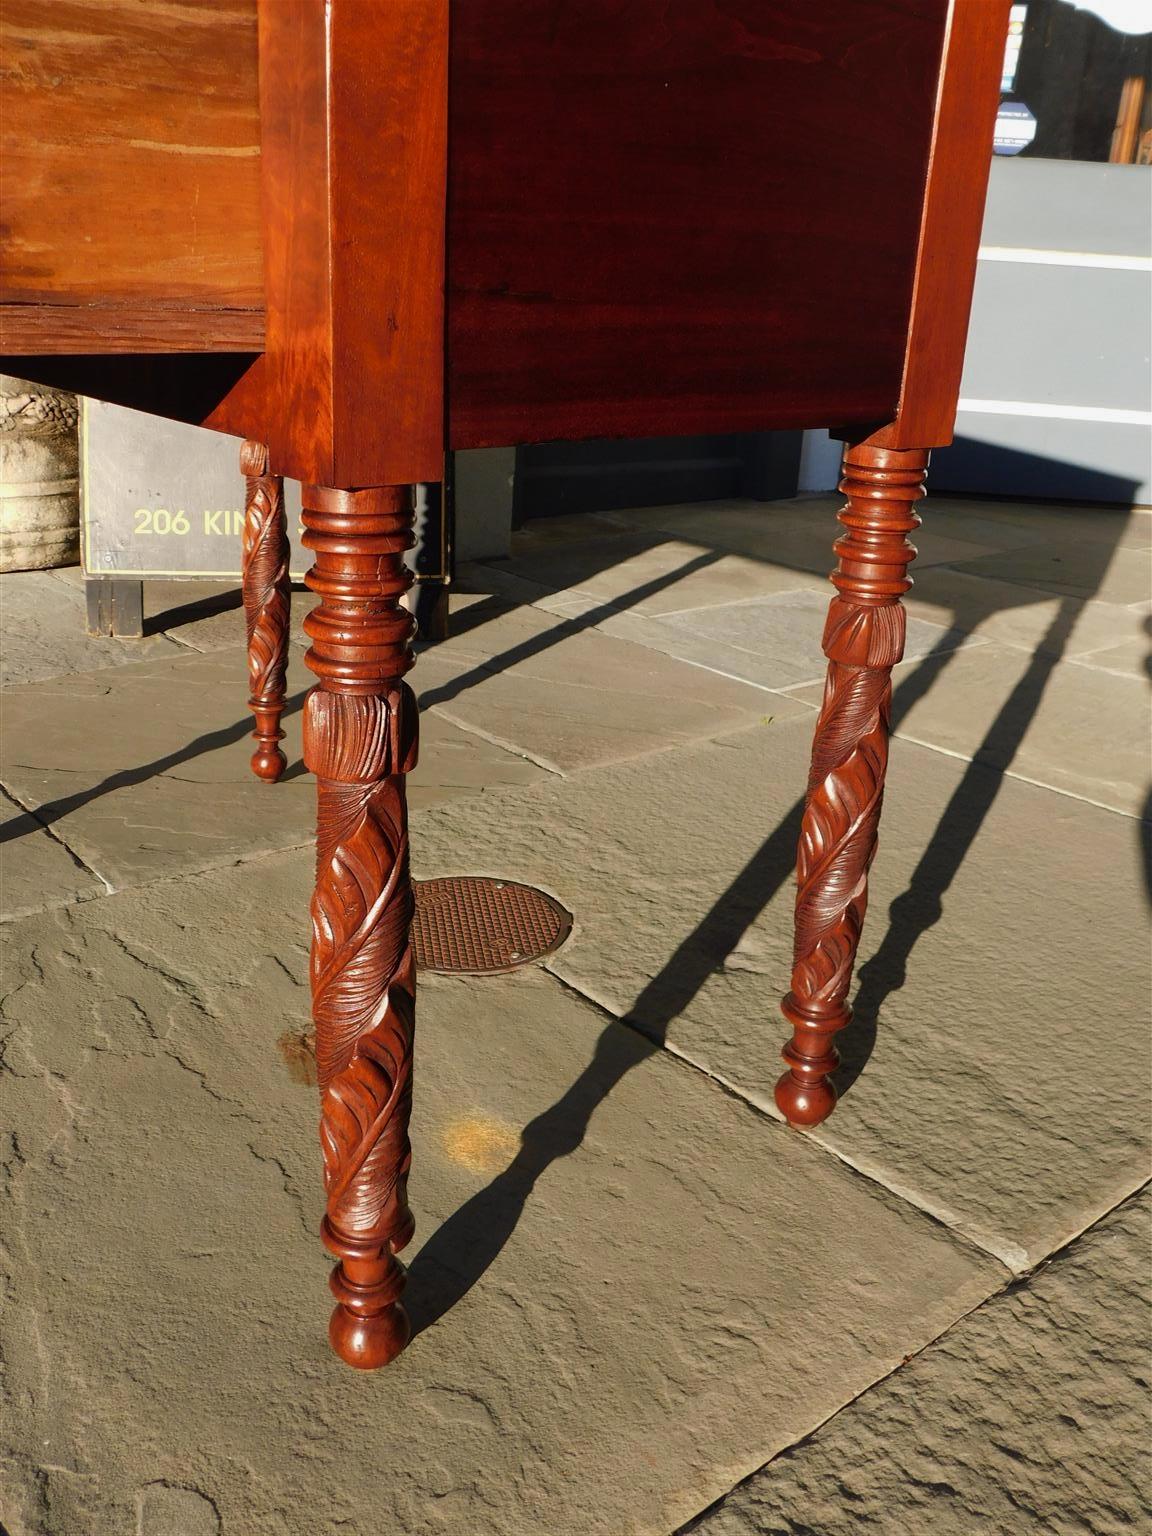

{"left": 1, "top": 492, "right": 1148, "bottom": 1535}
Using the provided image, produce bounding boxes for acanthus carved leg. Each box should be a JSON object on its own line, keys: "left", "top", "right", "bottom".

{"left": 301, "top": 484, "right": 419, "bottom": 1369}
{"left": 775, "top": 442, "right": 927, "bottom": 1129}
{"left": 240, "top": 441, "right": 291, "bottom": 782}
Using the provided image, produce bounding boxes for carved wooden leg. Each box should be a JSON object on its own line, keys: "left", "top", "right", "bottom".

{"left": 301, "top": 483, "right": 419, "bottom": 1369}
{"left": 240, "top": 441, "right": 291, "bottom": 782}
{"left": 775, "top": 442, "right": 927, "bottom": 1128}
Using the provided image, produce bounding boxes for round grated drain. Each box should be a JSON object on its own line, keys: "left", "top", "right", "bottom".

{"left": 412, "top": 876, "right": 572, "bottom": 974}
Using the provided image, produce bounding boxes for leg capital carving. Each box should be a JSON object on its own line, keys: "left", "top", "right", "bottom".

{"left": 303, "top": 686, "right": 419, "bottom": 784}
{"left": 821, "top": 596, "right": 907, "bottom": 670}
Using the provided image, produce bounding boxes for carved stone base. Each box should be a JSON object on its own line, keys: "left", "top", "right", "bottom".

{"left": 324, "top": 1220, "right": 411, "bottom": 1370}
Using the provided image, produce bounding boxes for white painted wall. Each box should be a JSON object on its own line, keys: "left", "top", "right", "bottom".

{"left": 797, "top": 430, "right": 841, "bottom": 494}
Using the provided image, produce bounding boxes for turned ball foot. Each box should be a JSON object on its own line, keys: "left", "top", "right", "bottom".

{"left": 250, "top": 741, "right": 287, "bottom": 781}
{"left": 774, "top": 1069, "right": 837, "bottom": 1129}
{"left": 250, "top": 743, "right": 287, "bottom": 786}
{"left": 325, "top": 1237, "right": 411, "bottom": 1370}
{"left": 328, "top": 1299, "right": 411, "bottom": 1369}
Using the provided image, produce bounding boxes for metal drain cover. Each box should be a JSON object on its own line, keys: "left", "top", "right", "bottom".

{"left": 412, "top": 876, "right": 571, "bottom": 974}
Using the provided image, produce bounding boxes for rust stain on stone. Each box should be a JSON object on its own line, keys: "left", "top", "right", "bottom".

{"left": 440, "top": 1115, "right": 521, "bottom": 1174}
{"left": 277, "top": 1027, "right": 317, "bottom": 1087}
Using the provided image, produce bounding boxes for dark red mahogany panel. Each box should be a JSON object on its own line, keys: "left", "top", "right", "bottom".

{"left": 446, "top": 0, "right": 950, "bottom": 450}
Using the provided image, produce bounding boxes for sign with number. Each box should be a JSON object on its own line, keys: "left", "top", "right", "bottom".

{"left": 81, "top": 399, "right": 446, "bottom": 581}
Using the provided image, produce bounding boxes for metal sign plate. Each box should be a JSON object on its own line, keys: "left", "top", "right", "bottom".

{"left": 80, "top": 398, "right": 446, "bottom": 581}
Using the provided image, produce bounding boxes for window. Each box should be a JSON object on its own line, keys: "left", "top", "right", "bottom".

{"left": 996, "top": 0, "right": 1152, "bottom": 162}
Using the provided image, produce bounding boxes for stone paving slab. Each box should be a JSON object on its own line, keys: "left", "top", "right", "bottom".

{"left": 0, "top": 570, "right": 182, "bottom": 686}
{"left": 411, "top": 712, "right": 1150, "bottom": 1271}
{"left": 46, "top": 564, "right": 91, "bottom": 586}
{"left": 420, "top": 599, "right": 810, "bottom": 773}
{"left": 792, "top": 639, "right": 1148, "bottom": 817}
{"left": 904, "top": 564, "right": 1145, "bottom": 664}
{"left": 908, "top": 495, "right": 1152, "bottom": 555}
{"left": 591, "top": 588, "right": 980, "bottom": 692}
{"left": 906, "top": 496, "right": 1105, "bottom": 550}
{"left": 686, "top": 1186, "right": 1152, "bottom": 1536}
{"left": 0, "top": 644, "right": 546, "bottom": 891}
{"left": 454, "top": 558, "right": 563, "bottom": 610}
{"left": 606, "top": 496, "right": 1003, "bottom": 571}
{"left": 919, "top": 498, "right": 1152, "bottom": 551}
{"left": 41, "top": 572, "right": 315, "bottom": 655}
{"left": 141, "top": 579, "right": 245, "bottom": 649}
{"left": 493, "top": 531, "right": 831, "bottom": 617}
{"left": 1068, "top": 632, "right": 1150, "bottom": 680}
{"left": 0, "top": 785, "right": 104, "bottom": 919}
{"left": 952, "top": 540, "right": 1151, "bottom": 607}
{"left": 503, "top": 510, "right": 648, "bottom": 549}
{"left": 144, "top": 579, "right": 312, "bottom": 655}
{"left": 0, "top": 853, "right": 1002, "bottom": 1536}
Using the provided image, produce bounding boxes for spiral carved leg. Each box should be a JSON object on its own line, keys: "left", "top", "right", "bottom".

{"left": 302, "top": 483, "right": 420, "bottom": 1368}
{"left": 241, "top": 441, "right": 291, "bottom": 782}
{"left": 775, "top": 443, "right": 928, "bottom": 1129}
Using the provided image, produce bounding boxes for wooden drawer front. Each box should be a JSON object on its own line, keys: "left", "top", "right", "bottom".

{"left": 0, "top": 0, "right": 263, "bottom": 352}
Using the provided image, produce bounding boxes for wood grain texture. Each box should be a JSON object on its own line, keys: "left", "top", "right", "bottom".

{"left": 1, "top": 0, "right": 1005, "bottom": 463}
{"left": 0, "top": 0, "right": 263, "bottom": 351}
{"left": 446, "top": 0, "right": 949, "bottom": 450}
{"left": 300, "top": 483, "right": 420, "bottom": 1368}
{"left": 252, "top": 0, "right": 447, "bottom": 487}
{"left": 240, "top": 440, "right": 290, "bottom": 782}
{"left": 870, "top": 0, "right": 1010, "bottom": 449}
{"left": 776, "top": 441, "right": 926, "bottom": 1128}
{"left": 0, "top": 302, "right": 263, "bottom": 356}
